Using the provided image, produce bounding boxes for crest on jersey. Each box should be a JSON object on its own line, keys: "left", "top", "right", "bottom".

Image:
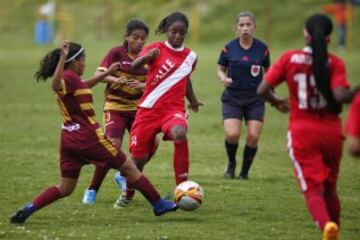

{"left": 250, "top": 65, "right": 261, "bottom": 77}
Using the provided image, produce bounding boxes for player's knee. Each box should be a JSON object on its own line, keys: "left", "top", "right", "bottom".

{"left": 171, "top": 126, "right": 187, "bottom": 140}
{"left": 226, "top": 132, "right": 240, "bottom": 143}
{"left": 58, "top": 184, "right": 75, "bottom": 197}
{"left": 246, "top": 133, "right": 259, "bottom": 146}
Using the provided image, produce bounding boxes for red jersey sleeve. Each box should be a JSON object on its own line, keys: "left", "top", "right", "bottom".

{"left": 264, "top": 53, "right": 288, "bottom": 87}
{"left": 139, "top": 42, "right": 159, "bottom": 58}
{"left": 329, "top": 56, "right": 350, "bottom": 90}
{"left": 346, "top": 93, "right": 360, "bottom": 137}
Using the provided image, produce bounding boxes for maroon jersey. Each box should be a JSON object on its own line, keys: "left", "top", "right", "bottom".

{"left": 137, "top": 41, "right": 197, "bottom": 111}
{"left": 97, "top": 45, "right": 147, "bottom": 112}
{"left": 265, "top": 47, "right": 350, "bottom": 129}
{"left": 346, "top": 92, "right": 360, "bottom": 137}
{"left": 56, "top": 69, "right": 113, "bottom": 152}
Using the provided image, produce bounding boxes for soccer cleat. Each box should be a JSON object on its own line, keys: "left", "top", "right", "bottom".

{"left": 10, "top": 206, "right": 33, "bottom": 224}
{"left": 164, "top": 191, "right": 175, "bottom": 201}
{"left": 153, "top": 199, "right": 178, "bottom": 216}
{"left": 224, "top": 164, "right": 235, "bottom": 179}
{"left": 114, "top": 172, "right": 127, "bottom": 192}
{"left": 323, "top": 222, "right": 339, "bottom": 240}
{"left": 238, "top": 173, "right": 249, "bottom": 180}
{"left": 83, "top": 189, "right": 97, "bottom": 205}
{"left": 114, "top": 193, "right": 132, "bottom": 209}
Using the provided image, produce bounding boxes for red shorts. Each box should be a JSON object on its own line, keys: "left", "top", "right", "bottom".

{"left": 130, "top": 109, "right": 187, "bottom": 159}
{"left": 60, "top": 133, "right": 126, "bottom": 178}
{"left": 287, "top": 124, "right": 343, "bottom": 192}
{"left": 104, "top": 110, "right": 136, "bottom": 139}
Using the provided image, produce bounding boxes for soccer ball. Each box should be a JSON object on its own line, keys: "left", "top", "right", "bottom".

{"left": 174, "top": 180, "right": 204, "bottom": 211}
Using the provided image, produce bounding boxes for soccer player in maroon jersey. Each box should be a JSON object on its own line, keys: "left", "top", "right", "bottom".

{"left": 257, "top": 14, "right": 355, "bottom": 240}
{"left": 115, "top": 12, "right": 202, "bottom": 207}
{"left": 346, "top": 91, "right": 360, "bottom": 157}
{"left": 81, "top": 19, "right": 154, "bottom": 206}
{"left": 10, "top": 40, "right": 177, "bottom": 224}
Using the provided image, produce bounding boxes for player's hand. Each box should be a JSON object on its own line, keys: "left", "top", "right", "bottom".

{"left": 273, "top": 98, "right": 290, "bottom": 113}
{"left": 108, "top": 62, "right": 121, "bottom": 75}
{"left": 146, "top": 48, "right": 160, "bottom": 60}
{"left": 126, "top": 78, "right": 145, "bottom": 90}
{"left": 222, "top": 77, "right": 233, "bottom": 87}
{"left": 187, "top": 101, "right": 204, "bottom": 113}
{"left": 108, "top": 75, "right": 127, "bottom": 84}
{"left": 61, "top": 40, "right": 70, "bottom": 57}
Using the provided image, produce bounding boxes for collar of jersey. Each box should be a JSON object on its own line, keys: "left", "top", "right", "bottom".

{"left": 303, "top": 46, "right": 312, "bottom": 53}
{"left": 165, "top": 41, "right": 184, "bottom": 51}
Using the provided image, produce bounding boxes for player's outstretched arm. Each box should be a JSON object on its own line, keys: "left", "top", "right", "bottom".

{"left": 257, "top": 80, "right": 289, "bottom": 113}
{"left": 85, "top": 62, "right": 121, "bottom": 88}
{"left": 132, "top": 48, "right": 159, "bottom": 70}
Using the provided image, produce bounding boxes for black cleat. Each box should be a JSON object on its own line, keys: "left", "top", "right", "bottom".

{"left": 224, "top": 164, "right": 236, "bottom": 179}
{"left": 10, "top": 207, "right": 32, "bottom": 224}
{"left": 238, "top": 173, "right": 249, "bottom": 180}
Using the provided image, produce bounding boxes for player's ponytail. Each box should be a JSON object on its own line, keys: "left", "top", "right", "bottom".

{"left": 305, "top": 14, "right": 340, "bottom": 113}
{"left": 34, "top": 42, "right": 83, "bottom": 81}
{"left": 156, "top": 12, "right": 189, "bottom": 34}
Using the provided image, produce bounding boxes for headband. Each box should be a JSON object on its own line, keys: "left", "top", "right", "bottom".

{"left": 65, "top": 47, "right": 84, "bottom": 63}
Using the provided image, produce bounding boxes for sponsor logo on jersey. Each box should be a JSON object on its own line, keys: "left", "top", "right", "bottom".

{"left": 251, "top": 65, "right": 261, "bottom": 77}
{"left": 131, "top": 136, "right": 137, "bottom": 146}
{"left": 152, "top": 59, "right": 175, "bottom": 85}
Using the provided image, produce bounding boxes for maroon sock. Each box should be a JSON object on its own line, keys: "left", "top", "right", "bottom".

{"left": 89, "top": 166, "right": 110, "bottom": 192}
{"left": 32, "top": 186, "right": 61, "bottom": 210}
{"left": 173, "top": 140, "right": 189, "bottom": 185}
{"left": 324, "top": 182, "right": 341, "bottom": 226}
{"left": 304, "top": 189, "right": 330, "bottom": 230}
{"left": 127, "top": 175, "right": 160, "bottom": 205}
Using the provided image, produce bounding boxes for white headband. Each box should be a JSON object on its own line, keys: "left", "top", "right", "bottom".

{"left": 65, "top": 47, "right": 84, "bottom": 63}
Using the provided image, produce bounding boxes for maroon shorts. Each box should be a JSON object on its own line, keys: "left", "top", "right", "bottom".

{"left": 287, "top": 126, "right": 343, "bottom": 192}
{"left": 60, "top": 134, "right": 126, "bottom": 178}
{"left": 130, "top": 109, "right": 187, "bottom": 159}
{"left": 104, "top": 110, "right": 136, "bottom": 140}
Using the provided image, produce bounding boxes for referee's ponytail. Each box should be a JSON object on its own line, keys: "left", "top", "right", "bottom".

{"left": 305, "top": 14, "right": 340, "bottom": 113}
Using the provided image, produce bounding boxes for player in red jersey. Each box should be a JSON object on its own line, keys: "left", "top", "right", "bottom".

{"left": 257, "top": 14, "right": 355, "bottom": 240}
{"left": 346, "top": 91, "right": 360, "bottom": 157}
{"left": 115, "top": 12, "right": 202, "bottom": 207}
{"left": 10, "top": 40, "right": 177, "bottom": 224}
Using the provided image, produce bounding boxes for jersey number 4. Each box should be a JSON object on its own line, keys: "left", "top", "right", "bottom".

{"left": 293, "top": 73, "right": 327, "bottom": 110}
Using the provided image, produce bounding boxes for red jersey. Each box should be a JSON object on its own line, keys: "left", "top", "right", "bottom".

{"left": 137, "top": 41, "right": 197, "bottom": 111}
{"left": 56, "top": 69, "right": 103, "bottom": 149}
{"left": 346, "top": 92, "right": 360, "bottom": 137}
{"left": 97, "top": 45, "right": 147, "bottom": 112}
{"left": 265, "top": 47, "right": 350, "bottom": 128}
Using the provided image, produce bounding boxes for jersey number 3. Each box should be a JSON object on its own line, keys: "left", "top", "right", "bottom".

{"left": 293, "top": 73, "right": 326, "bottom": 110}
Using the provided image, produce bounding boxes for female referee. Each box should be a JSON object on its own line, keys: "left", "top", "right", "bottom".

{"left": 217, "top": 11, "right": 270, "bottom": 179}
{"left": 257, "top": 14, "right": 354, "bottom": 240}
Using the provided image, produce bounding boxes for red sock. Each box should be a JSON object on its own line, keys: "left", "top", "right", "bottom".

{"left": 304, "top": 188, "right": 330, "bottom": 230}
{"left": 89, "top": 166, "right": 110, "bottom": 192}
{"left": 173, "top": 140, "right": 189, "bottom": 185}
{"left": 127, "top": 175, "right": 160, "bottom": 205}
{"left": 32, "top": 186, "right": 61, "bottom": 210}
{"left": 125, "top": 186, "right": 136, "bottom": 199}
{"left": 324, "top": 181, "right": 341, "bottom": 226}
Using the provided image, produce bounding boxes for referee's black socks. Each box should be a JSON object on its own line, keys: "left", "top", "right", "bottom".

{"left": 240, "top": 145, "right": 258, "bottom": 179}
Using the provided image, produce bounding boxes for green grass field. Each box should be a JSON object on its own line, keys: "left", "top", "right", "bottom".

{"left": 0, "top": 40, "right": 359, "bottom": 240}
